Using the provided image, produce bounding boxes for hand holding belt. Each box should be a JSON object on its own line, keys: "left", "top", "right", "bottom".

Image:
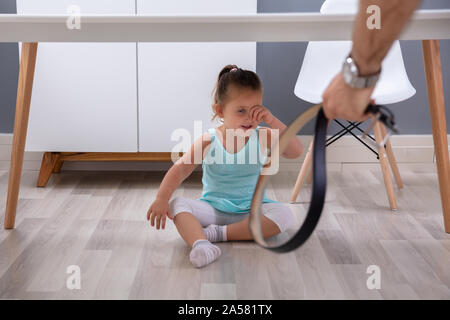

{"left": 249, "top": 103, "right": 398, "bottom": 253}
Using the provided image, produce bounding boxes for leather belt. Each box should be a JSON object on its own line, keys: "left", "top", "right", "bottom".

{"left": 249, "top": 104, "right": 396, "bottom": 253}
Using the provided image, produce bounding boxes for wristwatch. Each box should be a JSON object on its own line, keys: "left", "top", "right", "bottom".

{"left": 341, "top": 54, "right": 381, "bottom": 88}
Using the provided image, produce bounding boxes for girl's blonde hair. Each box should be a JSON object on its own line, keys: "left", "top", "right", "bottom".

{"left": 211, "top": 64, "right": 262, "bottom": 123}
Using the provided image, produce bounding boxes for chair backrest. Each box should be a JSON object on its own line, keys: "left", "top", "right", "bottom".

{"left": 294, "top": 0, "right": 416, "bottom": 105}
{"left": 321, "top": 0, "right": 358, "bottom": 13}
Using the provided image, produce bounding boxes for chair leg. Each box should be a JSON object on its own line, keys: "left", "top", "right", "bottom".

{"left": 290, "top": 140, "right": 313, "bottom": 203}
{"left": 307, "top": 165, "right": 313, "bottom": 184}
{"left": 373, "top": 121, "right": 398, "bottom": 211}
{"left": 380, "top": 123, "right": 403, "bottom": 189}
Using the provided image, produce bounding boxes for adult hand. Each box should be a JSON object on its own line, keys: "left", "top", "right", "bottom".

{"left": 322, "top": 73, "right": 376, "bottom": 121}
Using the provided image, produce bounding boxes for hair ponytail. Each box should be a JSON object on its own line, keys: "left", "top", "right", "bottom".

{"left": 211, "top": 64, "right": 262, "bottom": 122}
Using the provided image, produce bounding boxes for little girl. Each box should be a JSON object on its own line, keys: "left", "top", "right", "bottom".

{"left": 146, "top": 65, "right": 302, "bottom": 268}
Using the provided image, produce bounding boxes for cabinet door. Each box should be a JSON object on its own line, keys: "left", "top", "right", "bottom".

{"left": 137, "top": 0, "right": 257, "bottom": 152}
{"left": 17, "top": 0, "right": 138, "bottom": 152}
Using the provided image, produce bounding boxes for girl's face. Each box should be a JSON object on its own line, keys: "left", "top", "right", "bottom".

{"left": 216, "top": 86, "right": 263, "bottom": 132}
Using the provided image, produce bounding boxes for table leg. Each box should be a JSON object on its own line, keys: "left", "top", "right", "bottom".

{"left": 422, "top": 39, "right": 450, "bottom": 233}
{"left": 3, "top": 42, "right": 38, "bottom": 229}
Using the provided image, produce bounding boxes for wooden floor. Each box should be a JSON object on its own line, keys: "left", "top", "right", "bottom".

{"left": 0, "top": 167, "right": 449, "bottom": 300}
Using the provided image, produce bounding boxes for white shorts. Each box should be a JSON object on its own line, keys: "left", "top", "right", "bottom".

{"left": 169, "top": 196, "right": 294, "bottom": 233}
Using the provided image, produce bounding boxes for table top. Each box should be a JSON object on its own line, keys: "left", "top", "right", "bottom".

{"left": 1, "top": 9, "right": 449, "bottom": 42}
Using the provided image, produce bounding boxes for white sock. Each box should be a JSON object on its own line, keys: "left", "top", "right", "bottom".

{"left": 203, "top": 224, "right": 227, "bottom": 242}
{"left": 189, "top": 239, "right": 221, "bottom": 268}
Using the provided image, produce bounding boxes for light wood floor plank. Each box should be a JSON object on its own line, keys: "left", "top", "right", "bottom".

{"left": 408, "top": 239, "right": 450, "bottom": 288}
{"left": 316, "top": 229, "right": 362, "bottom": 265}
{"left": 0, "top": 169, "right": 449, "bottom": 299}
{"left": 379, "top": 240, "right": 450, "bottom": 299}
{"left": 0, "top": 218, "right": 46, "bottom": 279}
{"left": 441, "top": 240, "right": 450, "bottom": 253}
{"left": 26, "top": 218, "right": 99, "bottom": 292}
{"left": 93, "top": 221, "right": 148, "bottom": 299}
{"left": 334, "top": 213, "right": 410, "bottom": 286}
{"left": 378, "top": 284, "right": 421, "bottom": 300}
{"left": 331, "top": 265, "right": 383, "bottom": 300}
{"left": 200, "top": 283, "right": 237, "bottom": 300}
{"left": 293, "top": 235, "right": 346, "bottom": 299}
{"left": 0, "top": 194, "right": 91, "bottom": 298}
{"left": 232, "top": 247, "right": 275, "bottom": 300}
{"left": 262, "top": 250, "right": 305, "bottom": 299}
{"left": 85, "top": 220, "right": 124, "bottom": 251}
{"left": 59, "top": 249, "right": 112, "bottom": 299}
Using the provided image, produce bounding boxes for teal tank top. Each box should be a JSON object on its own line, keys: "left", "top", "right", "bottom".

{"left": 197, "top": 125, "right": 280, "bottom": 213}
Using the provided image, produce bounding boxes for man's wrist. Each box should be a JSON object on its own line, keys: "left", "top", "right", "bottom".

{"left": 342, "top": 52, "right": 381, "bottom": 89}
{"left": 350, "top": 50, "right": 382, "bottom": 76}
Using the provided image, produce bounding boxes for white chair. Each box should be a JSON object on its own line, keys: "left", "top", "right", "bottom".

{"left": 291, "top": 0, "right": 416, "bottom": 210}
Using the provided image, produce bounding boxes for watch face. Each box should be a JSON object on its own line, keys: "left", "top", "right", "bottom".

{"left": 342, "top": 55, "right": 380, "bottom": 88}
{"left": 350, "top": 62, "right": 358, "bottom": 75}
{"left": 342, "top": 59, "right": 354, "bottom": 84}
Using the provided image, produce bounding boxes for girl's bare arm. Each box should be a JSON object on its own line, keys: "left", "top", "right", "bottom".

{"left": 155, "top": 132, "right": 212, "bottom": 201}
{"left": 264, "top": 119, "right": 303, "bottom": 159}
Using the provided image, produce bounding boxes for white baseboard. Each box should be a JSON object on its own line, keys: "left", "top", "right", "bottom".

{"left": 0, "top": 133, "right": 448, "bottom": 173}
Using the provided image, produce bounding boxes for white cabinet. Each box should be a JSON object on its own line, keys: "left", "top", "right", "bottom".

{"left": 17, "top": 0, "right": 257, "bottom": 153}
{"left": 18, "top": 0, "right": 138, "bottom": 152}
{"left": 136, "top": 0, "right": 257, "bottom": 152}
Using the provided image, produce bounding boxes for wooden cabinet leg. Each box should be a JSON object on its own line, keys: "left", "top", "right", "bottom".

{"left": 380, "top": 123, "right": 403, "bottom": 189}
{"left": 53, "top": 156, "right": 64, "bottom": 173}
{"left": 37, "top": 152, "right": 61, "bottom": 187}
{"left": 373, "top": 121, "right": 398, "bottom": 211}
{"left": 290, "top": 140, "right": 313, "bottom": 203}
{"left": 422, "top": 39, "right": 450, "bottom": 233}
{"left": 4, "top": 42, "right": 38, "bottom": 229}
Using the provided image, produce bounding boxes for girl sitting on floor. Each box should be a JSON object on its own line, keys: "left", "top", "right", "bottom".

{"left": 147, "top": 64, "right": 302, "bottom": 268}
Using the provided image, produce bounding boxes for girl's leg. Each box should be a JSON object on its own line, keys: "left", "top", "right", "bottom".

{"left": 226, "top": 203, "right": 295, "bottom": 241}
{"left": 169, "top": 198, "right": 222, "bottom": 268}
{"left": 169, "top": 197, "right": 220, "bottom": 247}
{"left": 226, "top": 214, "right": 280, "bottom": 241}
{"left": 173, "top": 212, "right": 206, "bottom": 248}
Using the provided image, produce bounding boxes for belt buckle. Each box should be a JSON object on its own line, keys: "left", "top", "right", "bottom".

{"left": 362, "top": 104, "right": 399, "bottom": 150}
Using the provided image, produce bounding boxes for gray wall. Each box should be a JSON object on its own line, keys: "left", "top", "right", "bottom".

{"left": 0, "top": 0, "right": 18, "bottom": 134}
{"left": 1, "top": 0, "right": 449, "bottom": 135}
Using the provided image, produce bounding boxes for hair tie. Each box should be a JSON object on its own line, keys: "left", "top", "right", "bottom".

{"left": 230, "top": 67, "right": 238, "bottom": 72}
